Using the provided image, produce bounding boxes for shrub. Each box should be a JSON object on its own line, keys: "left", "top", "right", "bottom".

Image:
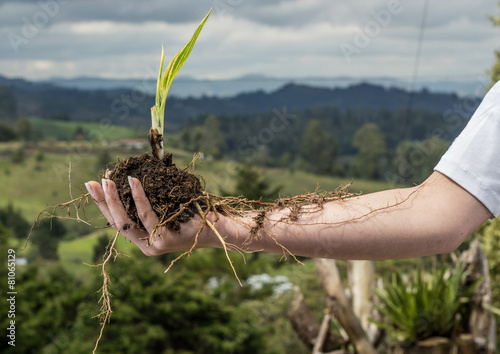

{"left": 373, "top": 263, "right": 480, "bottom": 345}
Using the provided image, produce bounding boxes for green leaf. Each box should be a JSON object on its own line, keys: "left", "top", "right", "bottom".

{"left": 372, "top": 262, "right": 480, "bottom": 345}
{"left": 155, "top": 46, "right": 165, "bottom": 109}
{"left": 154, "top": 8, "right": 212, "bottom": 126}
{"left": 151, "top": 8, "right": 211, "bottom": 158}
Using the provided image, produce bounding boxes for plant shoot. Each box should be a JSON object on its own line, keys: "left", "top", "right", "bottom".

{"left": 149, "top": 8, "right": 211, "bottom": 159}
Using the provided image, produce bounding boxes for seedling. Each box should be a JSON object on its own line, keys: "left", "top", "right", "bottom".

{"left": 149, "top": 8, "right": 211, "bottom": 159}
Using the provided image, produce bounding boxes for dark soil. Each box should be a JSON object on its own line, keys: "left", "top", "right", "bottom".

{"left": 108, "top": 153, "right": 207, "bottom": 231}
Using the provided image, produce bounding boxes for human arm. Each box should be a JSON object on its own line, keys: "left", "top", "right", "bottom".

{"left": 85, "top": 170, "right": 491, "bottom": 260}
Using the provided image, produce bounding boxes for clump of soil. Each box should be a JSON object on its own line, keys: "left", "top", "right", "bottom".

{"left": 108, "top": 153, "right": 208, "bottom": 231}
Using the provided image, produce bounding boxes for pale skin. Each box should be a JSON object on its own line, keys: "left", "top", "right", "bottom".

{"left": 85, "top": 171, "right": 492, "bottom": 260}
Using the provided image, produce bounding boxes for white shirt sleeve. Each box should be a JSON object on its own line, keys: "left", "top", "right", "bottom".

{"left": 435, "top": 80, "right": 500, "bottom": 217}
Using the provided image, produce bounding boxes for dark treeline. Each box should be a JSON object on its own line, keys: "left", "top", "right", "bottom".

{"left": 175, "top": 105, "right": 463, "bottom": 184}
{"left": 0, "top": 74, "right": 482, "bottom": 131}
{"left": 0, "top": 76, "right": 481, "bottom": 184}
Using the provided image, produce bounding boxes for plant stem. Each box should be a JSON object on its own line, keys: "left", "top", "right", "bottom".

{"left": 150, "top": 107, "right": 163, "bottom": 159}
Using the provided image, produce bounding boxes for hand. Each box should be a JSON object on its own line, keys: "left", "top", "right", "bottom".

{"left": 85, "top": 176, "right": 209, "bottom": 256}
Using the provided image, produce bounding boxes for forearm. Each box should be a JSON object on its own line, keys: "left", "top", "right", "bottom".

{"left": 211, "top": 172, "right": 491, "bottom": 260}
{"left": 88, "top": 171, "right": 491, "bottom": 259}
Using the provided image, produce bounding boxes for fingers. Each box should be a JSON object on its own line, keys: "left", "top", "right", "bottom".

{"left": 101, "top": 178, "right": 135, "bottom": 232}
{"left": 127, "top": 177, "right": 160, "bottom": 233}
{"left": 85, "top": 181, "right": 115, "bottom": 227}
{"left": 86, "top": 177, "right": 158, "bottom": 254}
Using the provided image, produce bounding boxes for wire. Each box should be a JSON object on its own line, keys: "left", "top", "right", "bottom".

{"left": 402, "top": 0, "right": 430, "bottom": 140}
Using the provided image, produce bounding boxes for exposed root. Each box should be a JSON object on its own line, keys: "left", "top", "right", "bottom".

{"left": 194, "top": 201, "right": 242, "bottom": 286}
{"left": 24, "top": 193, "right": 93, "bottom": 250}
{"left": 92, "top": 230, "right": 120, "bottom": 354}
{"left": 164, "top": 221, "right": 205, "bottom": 274}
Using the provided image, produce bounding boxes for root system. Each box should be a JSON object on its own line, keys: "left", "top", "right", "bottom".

{"left": 27, "top": 153, "right": 366, "bottom": 353}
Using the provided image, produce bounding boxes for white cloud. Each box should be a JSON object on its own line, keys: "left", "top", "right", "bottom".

{"left": 0, "top": 0, "right": 498, "bottom": 81}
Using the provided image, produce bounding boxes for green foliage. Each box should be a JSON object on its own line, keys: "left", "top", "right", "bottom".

{"left": 10, "top": 147, "right": 24, "bottom": 164}
{"left": 95, "top": 148, "right": 112, "bottom": 173}
{"left": 34, "top": 150, "right": 45, "bottom": 162}
{"left": 0, "top": 263, "right": 87, "bottom": 354}
{"left": 16, "top": 117, "right": 33, "bottom": 142}
{"left": 0, "top": 251, "right": 273, "bottom": 354}
{"left": 177, "top": 105, "right": 461, "bottom": 180}
{"left": 0, "top": 123, "right": 18, "bottom": 141}
{"left": 389, "top": 136, "right": 449, "bottom": 185}
{"left": 352, "top": 122, "right": 387, "bottom": 179}
{"left": 490, "top": 49, "right": 500, "bottom": 87}
{"left": 221, "top": 164, "right": 281, "bottom": 202}
{"left": 0, "top": 202, "right": 30, "bottom": 239}
{"left": 0, "top": 221, "right": 9, "bottom": 280}
{"left": 73, "top": 125, "right": 88, "bottom": 140}
{"left": 490, "top": 3, "right": 500, "bottom": 86}
{"left": 475, "top": 218, "right": 500, "bottom": 306}
{"left": 0, "top": 85, "right": 16, "bottom": 120}
{"left": 177, "top": 114, "right": 225, "bottom": 157}
{"left": 82, "top": 255, "right": 268, "bottom": 353}
{"left": 373, "top": 263, "right": 480, "bottom": 345}
{"left": 31, "top": 218, "right": 67, "bottom": 260}
{"left": 92, "top": 233, "right": 110, "bottom": 263}
{"left": 200, "top": 114, "right": 225, "bottom": 157}
{"left": 298, "top": 120, "right": 338, "bottom": 175}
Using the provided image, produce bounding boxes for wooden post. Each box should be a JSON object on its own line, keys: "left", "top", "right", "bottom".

{"left": 314, "top": 258, "right": 377, "bottom": 354}
{"left": 288, "top": 286, "right": 344, "bottom": 352}
{"left": 459, "top": 239, "right": 496, "bottom": 354}
{"left": 347, "top": 260, "right": 380, "bottom": 343}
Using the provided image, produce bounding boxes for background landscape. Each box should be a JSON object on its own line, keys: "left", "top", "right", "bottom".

{"left": 1, "top": 0, "right": 500, "bottom": 353}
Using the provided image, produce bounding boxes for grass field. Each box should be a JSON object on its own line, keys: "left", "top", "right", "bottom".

{"left": 29, "top": 117, "right": 146, "bottom": 141}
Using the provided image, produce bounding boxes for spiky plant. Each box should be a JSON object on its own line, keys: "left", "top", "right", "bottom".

{"left": 372, "top": 263, "right": 481, "bottom": 346}
{"left": 149, "top": 8, "right": 211, "bottom": 159}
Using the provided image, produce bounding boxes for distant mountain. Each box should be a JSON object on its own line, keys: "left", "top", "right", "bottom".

{"left": 36, "top": 74, "right": 483, "bottom": 98}
{"left": 0, "top": 74, "right": 482, "bottom": 130}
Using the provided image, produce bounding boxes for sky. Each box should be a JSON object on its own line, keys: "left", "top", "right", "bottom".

{"left": 0, "top": 0, "right": 499, "bottom": 82}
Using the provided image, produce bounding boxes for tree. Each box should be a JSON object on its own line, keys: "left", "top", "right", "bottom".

{"left": 0, "top": 203, "right": 30, "bottom": 239}
{"left": 92, "top": 233, "right": 111, "bottom": 263}
{"left": 221, "top": 164, "right": 280, "bottom": 202}
{"left": 299, "top": 120, "right": 338, "bottom": 175}
{"left": 201, "top": 114, "right": 225, "bottom": 158}
{"left": 0, "top": 222, "right": 9, "bottom": 282}
{"left": 352, "top": 123, "right": 387, "bottom": 179}
{"left": 31, "top": 218, "right": 66, "bottom": 260}
{"left": 16, "top": 117, "right": 32, "bottom": 142}
{"left": 10, "top": 148, "right": 24, "bottom": 164}
{"left": 73, "top": 126, "right": 88, "bottom": 140}
{"left": 0, "top": 123, "right": 17, "bottom": 142}
{"left": 0, "top": 86, "right": 16, "bottom": 121}
{"left": 65, "top": 252, "right": 269, "bottom": 354}
{"left": 0, "top": 262, "right": 86, "bottom": 354}
{"left": 489, "top": 4, "right": 500, "bottom": 86}
{"left": 95, "top": 149, "right": 112, "bottom": 173}
{"left": 391, "top": 136, "right": 449, "bottom": 185}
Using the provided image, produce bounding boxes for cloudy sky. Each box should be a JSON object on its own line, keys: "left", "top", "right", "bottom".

{"left": 0, "top": 0, "right": 498, "bottom": 82}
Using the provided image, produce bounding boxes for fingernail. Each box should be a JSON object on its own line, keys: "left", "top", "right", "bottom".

{"left": 85, "top": 182, "right": 94, "bottom": 196}
{"left": 128, "top": 176, "right": 134, "bottom": 190}
{"left": 102, "top": 179, "right": 108, "bottom": 193}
